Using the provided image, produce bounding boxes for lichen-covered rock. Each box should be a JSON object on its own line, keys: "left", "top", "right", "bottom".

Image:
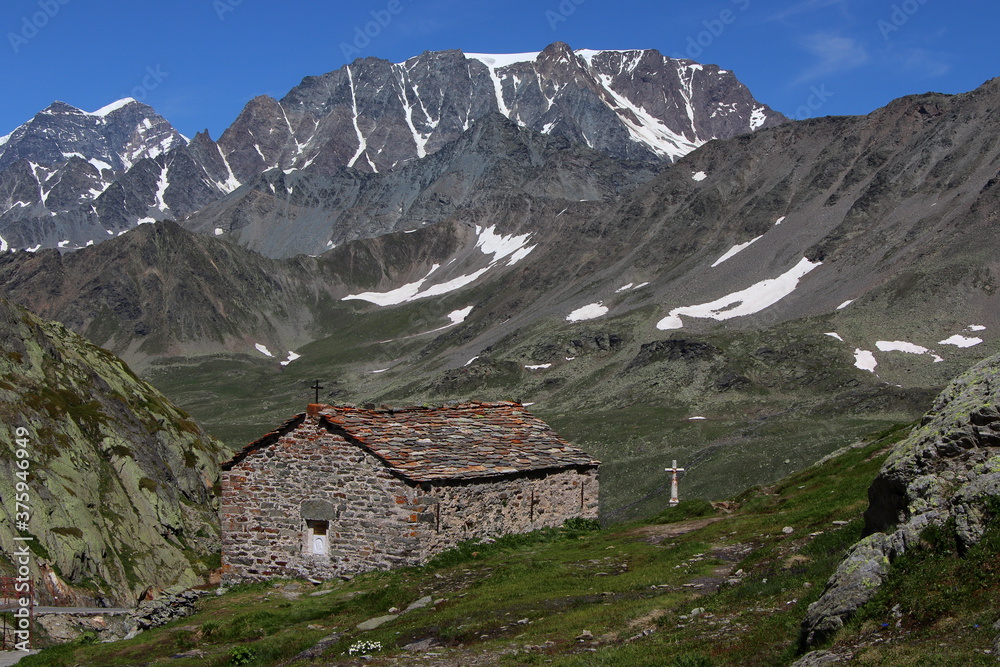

{"left": 865, "top": 356, "right": 1000, "bottom": 543}
{"left": 801, "top": 533, "right": 892, "bottom": 645}
{"left": 802, "top": 353, "right": 1000, "bottom": 648}
{"left": 0, "top": 298, "right": 225, "bottom": 605}
{"left": 791, "top": 649, "right": 848, "bottom": 666}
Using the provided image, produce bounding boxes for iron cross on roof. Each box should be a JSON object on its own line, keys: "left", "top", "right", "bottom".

{"left": 311, "top": 380, "right": 323, "bottom": 404}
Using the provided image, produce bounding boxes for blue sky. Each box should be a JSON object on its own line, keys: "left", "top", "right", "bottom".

{"left": 1, "top": 0, "right": 997, "bottom": 138}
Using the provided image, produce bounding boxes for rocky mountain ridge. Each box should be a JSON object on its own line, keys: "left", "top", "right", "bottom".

{"left": 235, "top": 41, "right": 784, "bottom": 177}
{"left": 0, "top": 98, "right": 242, "bottom": 253}
{"left": 6, "top": 78, "right": 997, "bottom": 372}
{"left": 0, "top": 98, "right": 184, "bottom": 172}
{"left": 0, "top": 42, "right": 783, "bottom": 255}
{"left": 184, "top": 111, "right": 663, "bottom": 257}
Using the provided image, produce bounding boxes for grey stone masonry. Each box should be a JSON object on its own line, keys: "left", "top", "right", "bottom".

{"left": 220, "top": 404, "right": 599, "bottom": 582}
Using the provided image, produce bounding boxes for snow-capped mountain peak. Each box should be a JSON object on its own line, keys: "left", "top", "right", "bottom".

{"left": 0, "top": 42, "right": 785, "bottom": 254}
{"left": 90, "top": 97, "right": 139, "bottom": 117}
{"left": 228, "top": 41, "right": 784, "bottom": 181}
{"left": 463, "top": 52, "right": 542, "bottom": 68}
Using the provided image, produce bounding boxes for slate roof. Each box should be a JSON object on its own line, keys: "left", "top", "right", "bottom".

{"left": 224, "top": 401, "right": 599, "bottom": 482}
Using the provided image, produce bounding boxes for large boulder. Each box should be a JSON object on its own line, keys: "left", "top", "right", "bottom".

{"left": 801, "top": 353, "right": 1000, "bottom": 647}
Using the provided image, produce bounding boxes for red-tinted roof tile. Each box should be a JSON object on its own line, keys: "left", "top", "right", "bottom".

{"left": 226, "top": 401, "right": 598, "bottom": 481}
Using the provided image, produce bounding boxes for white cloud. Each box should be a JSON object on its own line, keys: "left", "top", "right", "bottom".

{"left": 769, "top": 0, "right": 852, "bottom": 22}
{"left": 793, "top": 32, "right": 868, "bottom": 84}
{"left": 887, "top": 46, "right": 952, "bottom": 78}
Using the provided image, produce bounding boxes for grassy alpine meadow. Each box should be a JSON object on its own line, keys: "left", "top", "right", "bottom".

{"left": 145, "top": 302, "right": 939, "bottom": 523}
{"left": 24, "top": 421, "right": 998, "bottom": 666}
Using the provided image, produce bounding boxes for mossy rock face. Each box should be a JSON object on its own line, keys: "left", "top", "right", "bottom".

{"left": 0, "top": 298, "right": 226, "bottom": 605}
{"left": 804, "top": 351, "right": 1000, "bottom": 648}
{"left": 865, "top": 351, "right": 1000, "bottom": 544}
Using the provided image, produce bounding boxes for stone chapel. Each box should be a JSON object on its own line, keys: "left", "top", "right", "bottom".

{"left": 220, "top": 401, "right": 600, "bottom": 581}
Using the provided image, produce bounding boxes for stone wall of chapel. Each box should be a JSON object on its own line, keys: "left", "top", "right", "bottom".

{"left": 221, "top": 419, "right": 599, "bottom": 581}
{"left": 415, "top": 467, "right": 600, "bottom": 561}
{"left": 221, "top": 420, "right": 430, "bottom": 581}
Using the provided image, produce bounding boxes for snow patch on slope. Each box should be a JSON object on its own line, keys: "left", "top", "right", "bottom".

{"left": 153, "top": 165, "right": 169, "bottom": 211}
{"left": 475, "top": 224, "right": 536, "bottom": 265}
{"left": 594, "top": 72, "right": 704, "bottom": 161}
{"left": 876, "top": 341, "right": 929, "bottom": 355}
{"left": 567, "top": 302, "right": 608, "bottom": 322}
{"left": 656, "top": 258, "right": 821, "bottom": 330}
{"left": 346, "top": 66, "right": 377, "bottom": 172}
{"left": 854, "top": 349, "right": 877, "bottom": 373}
{"left": 939, "top": 335, "right": 983, "bottom": 348}
{"left": 342, "top": 226, "right": 534, "bottom": 306}
{"left": 711, "top": 235, "right": 762, "bottom": 267}
{"left": 254, "top": 343, "right": 273, "bottom": 357}
{"left": 411, "top": 306, "right": 477, "bottom": 337}
{"left": 446, "top": 306, "right": 474, "bottom": 325}
{"left": 343, "top": 264, "right": 441, "bottom": 306}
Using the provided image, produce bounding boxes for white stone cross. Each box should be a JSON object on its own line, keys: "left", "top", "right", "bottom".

{"left": 665, "top": 460, "right": 685, "bottom": 507}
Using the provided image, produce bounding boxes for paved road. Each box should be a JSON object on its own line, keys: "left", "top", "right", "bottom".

{"left": 0, "top": 651, "right": 38, "bottom": 666}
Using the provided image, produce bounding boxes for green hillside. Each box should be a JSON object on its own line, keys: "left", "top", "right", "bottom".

{"left": 22, "top": 421, "right": 999, "bottom": 665}
{"left": 147, "top": 308, "right": 940, "bottom": 519}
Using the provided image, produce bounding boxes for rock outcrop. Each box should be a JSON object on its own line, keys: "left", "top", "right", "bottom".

{"left": 801, "top": 353, "right": 1000, "bottom": 646}
{"left": 33, "top": 589, "right": 206, "bottom": 644}
{"left": 0, "top": 298, "right": 226, "bottom": 605}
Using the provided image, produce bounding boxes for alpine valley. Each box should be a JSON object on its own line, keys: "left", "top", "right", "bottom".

{"left": 1, "top": 42, "right": 999, "bottom": 624}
